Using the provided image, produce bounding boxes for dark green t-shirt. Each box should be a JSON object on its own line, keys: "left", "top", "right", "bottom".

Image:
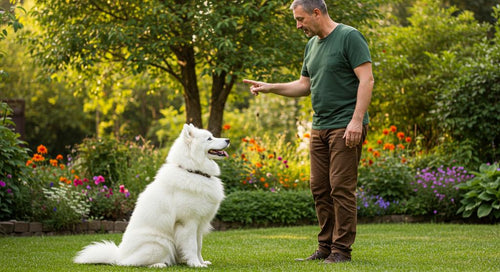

{"left": 301, "top": 24, "right": 371, "bottom": 130}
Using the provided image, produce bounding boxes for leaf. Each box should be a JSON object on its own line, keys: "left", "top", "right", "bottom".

{"left": 477, "top": 203, "right": 492, "bottom": 218}
{"left": 478, "top": 191, "right": 494, "bottom": 201}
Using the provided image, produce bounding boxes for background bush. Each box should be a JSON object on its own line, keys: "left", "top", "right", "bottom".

{"left": 216, "top": 190, "right": 316, "bottom": 226}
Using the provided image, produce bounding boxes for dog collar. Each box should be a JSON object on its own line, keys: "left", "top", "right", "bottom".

{"left": 175, "top": 165, "right": 211, "bottom": 178}
{"left": 186, "top": 169, "right": 211, "bottom": 178}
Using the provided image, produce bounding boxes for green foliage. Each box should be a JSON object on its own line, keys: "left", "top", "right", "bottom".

{"left": 432, "top": 11, "right": 500, "bottom": 161}
{"left": 456, "top": 163, "right": 500, "bottom": 219}
{"left": 0, "top": 0, "right": 25, "bottom": 61}
{"left": 359, "top": 125, "right": 415, "bottom": 202}
{"left": 74, "top": 136, "right": 163, "bottom": 194}
{"left": 0, "top": 102, "right": 32, "bottom": 220}
{"left": 216, "top": 190, "right": 316, "bottom": 225}
{"left": 35, "top": 185, "right": 90, "bottom": 230}
{"left": 359, "top": 156, "right": 414, "bottom": 202}
{"left": 368, "top": 0, "right": 490, "bottom": 148}
{"left": 219, "top": 133, "right": 310, "bottom": 193}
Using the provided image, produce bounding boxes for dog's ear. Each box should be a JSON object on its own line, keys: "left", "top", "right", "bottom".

{"left": 182, "top": 123, "right": 194, "bottom": 142}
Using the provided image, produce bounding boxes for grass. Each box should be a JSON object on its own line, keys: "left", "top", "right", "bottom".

{"left": 1, "top": 224, "right": 499, "bottom": 271}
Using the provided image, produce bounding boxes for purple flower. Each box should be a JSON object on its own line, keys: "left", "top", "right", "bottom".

{"left": 0, "top": 180, "right": 5, "bottom": 187}
{"left": 7, "top": 174, "right": 12, "bottom": 179}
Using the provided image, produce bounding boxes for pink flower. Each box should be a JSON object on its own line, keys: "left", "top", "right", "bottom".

{"left": 73, "top": 179, "right": 83, "bottom": 187}
{"left": 93, "top": 175, "right": 105, "bottom": 185}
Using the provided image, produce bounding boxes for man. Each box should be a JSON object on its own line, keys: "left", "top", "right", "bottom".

{"left": 243, "top": 0, "right": 373, "bottom": 264}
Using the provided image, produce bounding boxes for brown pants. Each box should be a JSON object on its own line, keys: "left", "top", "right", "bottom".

{"left": 309, "top": 126, "right": 367, "bottom": 258}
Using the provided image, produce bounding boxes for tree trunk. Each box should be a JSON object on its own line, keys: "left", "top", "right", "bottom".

{"left": 176, "top": 45, "right": 203, "bottom": 128}
{"left": 208, "top": 72, "right": 235, "bottom": 137}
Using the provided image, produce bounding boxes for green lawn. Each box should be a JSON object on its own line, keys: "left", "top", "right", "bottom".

{"left": 1, "top": 224, "right": 499, "bottom": 271}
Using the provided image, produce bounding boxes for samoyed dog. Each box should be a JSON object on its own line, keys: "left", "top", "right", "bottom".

{"left": 74, "top": 124, "right": 229, "bottom": 268}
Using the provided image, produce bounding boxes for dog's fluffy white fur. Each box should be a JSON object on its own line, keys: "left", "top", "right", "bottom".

{"left": 74, "top": 124, "right": 229, "bottom": 268}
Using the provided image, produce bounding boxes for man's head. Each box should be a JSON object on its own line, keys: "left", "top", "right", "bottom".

{"left": 290, "top": 0, "right": 329, "bottom": 38}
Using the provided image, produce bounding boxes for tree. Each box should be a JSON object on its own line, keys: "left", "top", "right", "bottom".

{"left": 29, "top": 0, "right": 385, "bottom": 136}
{"left": 367, "top": 0, "right": 489, "bottom": 147}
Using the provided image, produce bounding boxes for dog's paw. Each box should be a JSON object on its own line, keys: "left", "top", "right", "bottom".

{"left": 148, "top": 263, "right": 167, "bottom": 268}
{"left": 203, "top": 260, "right": 212, "bottom": 265}
{"left": 187, "top": 260, "right": 207, "bottom": 268}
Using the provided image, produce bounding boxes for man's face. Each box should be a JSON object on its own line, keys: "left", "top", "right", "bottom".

{"left": 293, "top": 5, "right": 318, "bottom": 37}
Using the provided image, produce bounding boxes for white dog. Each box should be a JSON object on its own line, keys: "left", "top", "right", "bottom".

{"left": 74, "top": 124, "right": 229, "bottom": 268}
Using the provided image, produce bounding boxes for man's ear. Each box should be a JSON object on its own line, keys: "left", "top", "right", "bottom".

{"left": 313, "top": 8, "right": 321, "bottom": 17}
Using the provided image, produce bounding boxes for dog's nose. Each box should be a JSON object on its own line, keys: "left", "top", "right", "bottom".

{"left": 225, "top": 139, "right": 230, "bottom": 145}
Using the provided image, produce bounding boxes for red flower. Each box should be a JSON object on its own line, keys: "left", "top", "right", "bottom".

{"left": 405, "top": 137, "right": 412, "bottom": 143}
{"left": 390, "top": 126, "right": 397, "bottom": 133}
{"left": 397, "top": 132, "right": 405, "bottom": 140}
{"left": 222, "top": 124, "right": 231, "bottom": 130}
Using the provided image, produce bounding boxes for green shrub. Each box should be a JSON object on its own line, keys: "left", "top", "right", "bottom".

{"left": 74, "top": 136, "right": 163, "bottom": 195}
{"left": 456, "top": 163, "right": 500, "bottom": 219}
{"left": 219, "top": 134, "right": 310, "bottom": 192}
{"left": 216, "top": 190, "right": 316, "bottom": 225}
{"left": 0, "top": 102, "right": 33, "bottom": 221}
{"left": 359, "top": 125, "right": 414, "bottom": 202}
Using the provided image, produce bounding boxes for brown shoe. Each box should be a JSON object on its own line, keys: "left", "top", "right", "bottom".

{"left": 295, "top": 250, "right": 330, "bottom": 261}
{"left": 323, "top": 253, "right": 351, "bottom": 263}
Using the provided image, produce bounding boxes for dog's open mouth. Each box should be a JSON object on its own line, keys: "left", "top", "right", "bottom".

{"left": 208, "top": 149, "right": 229, "bottom": 158}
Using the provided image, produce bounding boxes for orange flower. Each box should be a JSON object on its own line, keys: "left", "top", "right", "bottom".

{"left": 377, "top": 139, "right": 383, "bottom": 145}
{"left": 49, "top": 159, "right": 58, "bottom": 166}
{"left": 222, "top": 124, "right": 231, "bottom": 130}
{"left": 260, "top": 177, "right": 265, "bottom": 182}
{"left": 363, "top": 140, "right": 368, "bottom": 145}
{"left": 397, "top": 132, "right": 405, "bottom": 140}
{"left": 401, "top": 157, "right": 408, "bottom": 163}
{"left": 382, "top": 129, "right": 389, "bottom": 135}
{"left": 37, "top": 145, "right": 48, "bottom": 154}
{"left": 390, "top": 125, "right": 397, "bottom": 132}
{"left": 303, "top": 133, "right": 311, "bottom": 138}
{"left": 59, "top": 164, "right": 65, "bottom": 170}
{"left": 368, "top": 147, "right": 374, "bottom": 152}
{"left": 373, "top": 151, "right": 381, "bottom": 158}
{"left": 33, "top": 154, "right": 45, "bottom": 162}
{"left": 242, "top": 137, "right": 248, "bottom": 143}
{"left": 397, "top": 144, "right": 405, "bottom": 150}
{"left": 264, "top": 183, "right": 269, "bottom": 188}
{"left": 60, "top": 177, "right": 70, "bottom": 184}
{"left": 255, "top": 162, "right": 263, "bottom": 168}
{"left": 26, "top": 160, "right": 33, "bottom": 166}
{"left": 268, "top": 154, "right": 275, "bottom": 159}
{"left": 56, "top": 154, "right": 63, "bottom": 160}
{"left": 383, "top": 143, "right": 395, "bottom": 151}
{"left": 405, "top": 137, "right": 412, "bottom": 143}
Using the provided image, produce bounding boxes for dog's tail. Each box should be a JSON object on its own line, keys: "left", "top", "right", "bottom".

{"left": 73, "top": 240, "right": 118, "bottom": 265}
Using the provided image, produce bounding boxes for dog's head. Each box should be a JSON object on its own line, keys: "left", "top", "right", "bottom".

{"left": 181, "top": 123, "right": 230, "bottom": 160}
{"left": 167, "top": 124, "right": 230, "bottom": 175}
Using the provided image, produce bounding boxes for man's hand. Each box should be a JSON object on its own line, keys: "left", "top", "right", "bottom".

{"left": 242, "top": 79, "right": 271, "bottom": 96}
{"left": 343, "top": 119, "right": 363, "bottom": 148}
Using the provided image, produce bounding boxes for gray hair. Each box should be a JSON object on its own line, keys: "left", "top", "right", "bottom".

{"left": 290, "top": 0, "right": 328, "bottom": 14}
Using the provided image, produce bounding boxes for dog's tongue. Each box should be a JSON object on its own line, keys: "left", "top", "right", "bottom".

{"left": 210, "top": 150, "right": 229, "bottom": 157}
